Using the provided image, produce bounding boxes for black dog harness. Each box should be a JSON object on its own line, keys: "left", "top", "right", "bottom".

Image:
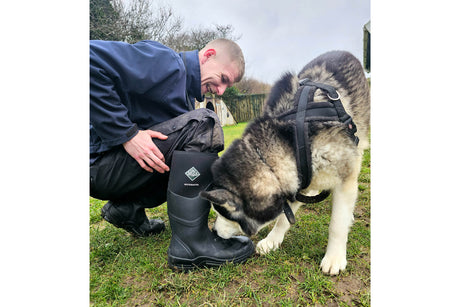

{"left": 277, "top": 79, "right": 359, "bottom": 224}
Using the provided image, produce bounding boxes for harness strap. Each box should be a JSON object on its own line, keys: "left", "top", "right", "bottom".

{"left": 281, "top": 79, "right": 359, "bottom": 212}
{"left": 283, "top": 202, "right": 296, "bottom": 224}
{"left": 300, "top": 78, "right": 338, "bottom": 99}
{"left": 295, "top": 84, "right": 315, "bottom": 189}
{"left": 278, "top": 101, "right": 345, "bottom": 122}
{"left": 296, "top": 190, "right": 330, "bottom": 203}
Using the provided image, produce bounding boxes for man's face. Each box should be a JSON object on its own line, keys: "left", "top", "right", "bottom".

{"left": 200, "top": 54, "right": 239, "bottom": 96}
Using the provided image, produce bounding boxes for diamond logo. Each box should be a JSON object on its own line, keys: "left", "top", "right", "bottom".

{"left": 185, "top": 167, "right": 200, "bottom": 181}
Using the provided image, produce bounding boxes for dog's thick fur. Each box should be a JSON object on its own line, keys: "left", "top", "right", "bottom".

{"left": 201, "top": 50, "right": 370, "bottom": 275}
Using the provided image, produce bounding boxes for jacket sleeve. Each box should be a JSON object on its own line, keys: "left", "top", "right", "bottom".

{"left": 90, "top": 40, "right": 187, "bottom": 150}
{"left": 90, "top": 43, "right": 139, "bottom": 149}
{"left": 90, "top": 64, "right": 139, "bottom": 149}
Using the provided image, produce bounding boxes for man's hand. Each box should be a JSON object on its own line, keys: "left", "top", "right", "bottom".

{"left": 123, "top": 130, "right": 170, "bottom": 173}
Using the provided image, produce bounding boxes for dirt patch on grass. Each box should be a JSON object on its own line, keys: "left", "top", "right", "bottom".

{"left": 333, "top": 275, "right": 367, "bottom": 305}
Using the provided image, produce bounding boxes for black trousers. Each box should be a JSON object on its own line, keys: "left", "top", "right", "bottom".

{"left": 90, "top": 109, "right": 224, "bottom": 207}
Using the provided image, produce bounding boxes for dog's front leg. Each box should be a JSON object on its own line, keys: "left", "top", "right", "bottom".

{"left": 320, "top": 177, "right": 358, "bottom": 275}
{"left": 256, "top": 201, "right": 302, "bottom": 254}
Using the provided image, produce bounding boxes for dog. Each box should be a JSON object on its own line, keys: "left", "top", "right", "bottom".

{"left": 200, "top": 50, "right": 370, "bottom": 275}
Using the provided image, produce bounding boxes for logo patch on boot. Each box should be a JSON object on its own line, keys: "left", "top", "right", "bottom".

{"left": 185, "top": 167, "right": 200, "bottom": 181}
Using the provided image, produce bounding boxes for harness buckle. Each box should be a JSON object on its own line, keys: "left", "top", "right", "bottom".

{"left": 327, "top": 91, "right": 341, "bottom": 101}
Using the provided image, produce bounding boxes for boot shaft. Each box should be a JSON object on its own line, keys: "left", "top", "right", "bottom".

{"left": 167, "top": 151, "right": 218, "bottom": 232}
{"left": 168, "top": 151, "right": 217, "bottom": 198}
{"left": 167, "top": 189, "right": 210, "bottom": 236}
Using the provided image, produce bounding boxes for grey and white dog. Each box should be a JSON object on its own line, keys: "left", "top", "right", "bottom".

{"left": 201, "top": 50, "right": 370, "bottom": 275}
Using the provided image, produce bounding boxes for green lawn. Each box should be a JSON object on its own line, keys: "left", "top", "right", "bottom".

{"left": 222, "top": 122, "right": 248, "bottom": 149}
{"left": 90, "top": 122, "right": 370, "bottom": 306}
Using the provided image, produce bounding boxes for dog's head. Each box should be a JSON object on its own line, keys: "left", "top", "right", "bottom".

{"left": 201, "top": 188, "right": 259, "bottom": 238}
{"left": 200, "top": 135, "right": 298, "bottom": 238}
{"left": 201, "top": 186, "right": 291, "bottom": 238}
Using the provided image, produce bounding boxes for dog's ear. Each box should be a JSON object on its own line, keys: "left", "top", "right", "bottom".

{"left": 200, "top": 189, "right": 232, "bottom": 205}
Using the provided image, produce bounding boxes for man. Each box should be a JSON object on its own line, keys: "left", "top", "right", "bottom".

{"left": 90, "top": 38, "right": 254, "bottom": 270}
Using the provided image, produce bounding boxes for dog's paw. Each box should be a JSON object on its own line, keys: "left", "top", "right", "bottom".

{"left": 320, "top": 252, "right": 347, "bottom": 275}
{"left": 256, "top": 238, "right": 281, "bottom": 255}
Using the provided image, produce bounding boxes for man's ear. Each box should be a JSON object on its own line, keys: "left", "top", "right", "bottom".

{"left": 203, "top": 48, "right": 216, "bottom": 60}
{"left": 200, "top": 189, "right": 229, "bottom": 205}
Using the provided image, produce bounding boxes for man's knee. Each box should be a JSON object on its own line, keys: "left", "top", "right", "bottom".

{"left": 191, "top": 107, "right": 219, "bottom": 120}
{"left": 149, "top": 108, "right": 224, "bottom": 155}
{"left": 185, "top": 109, "right": 224, "bottom": 153}
{"left": 185, "top": 108, "right": 222, "bottom": 130}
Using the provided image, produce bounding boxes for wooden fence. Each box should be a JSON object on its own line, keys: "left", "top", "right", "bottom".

{"left": 224, "top": 94, "right": 267, "bottom": 123}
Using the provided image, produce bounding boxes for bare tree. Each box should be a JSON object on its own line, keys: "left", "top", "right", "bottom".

{"left": 90, "top": 0, "right": 239, "bottom": 51}
{"left": 90, "top": 0, "right": 183, "bottom": 44}
{"left": 110, "top": 0, "right": 183, "bottom": 44}
{"left": 164, "top": 24, "right": 240, "bottom": 51}
{"left": 90, "top": 0, "right": 124, "bottom": 41}
{"left": 235, "top": 77, "right": 272, "bottom": 94}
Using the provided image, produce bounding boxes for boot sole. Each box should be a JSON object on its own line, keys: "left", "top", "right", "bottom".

{"left": 167, "top": 248, "right": 255, "bottom": 272}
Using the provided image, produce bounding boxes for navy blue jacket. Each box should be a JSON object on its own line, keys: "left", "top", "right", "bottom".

{"left": 90, "top": 40, "right": 202, "bottom": 164}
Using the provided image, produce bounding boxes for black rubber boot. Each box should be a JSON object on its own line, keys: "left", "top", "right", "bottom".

{"left": 167, "top": 151, "right": 255, "bottom": 271}
{"left": 101, "top": 201, "right": 165, "bottom": 237}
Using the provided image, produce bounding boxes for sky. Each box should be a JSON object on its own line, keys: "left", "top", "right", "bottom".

{"left": 165, "top": 0, "right": 370, "bottom": 84}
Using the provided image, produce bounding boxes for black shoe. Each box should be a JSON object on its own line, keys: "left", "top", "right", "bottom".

{"left": 166, "top": 151, "right": 255, "bottom": 271}
{"left": 101, "top": 201, "right": 165, "bottom": 237}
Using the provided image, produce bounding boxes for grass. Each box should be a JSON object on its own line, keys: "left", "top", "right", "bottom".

{"left": 222, "top": 122, "right": 248, "bottom": 149}
{"left": 90, "top": 122, "right": 370, "bottom": 306}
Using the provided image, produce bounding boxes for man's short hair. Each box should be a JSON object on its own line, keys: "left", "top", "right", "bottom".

{"left": 204, "top": 38, "right": 245, "bottom": 82}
